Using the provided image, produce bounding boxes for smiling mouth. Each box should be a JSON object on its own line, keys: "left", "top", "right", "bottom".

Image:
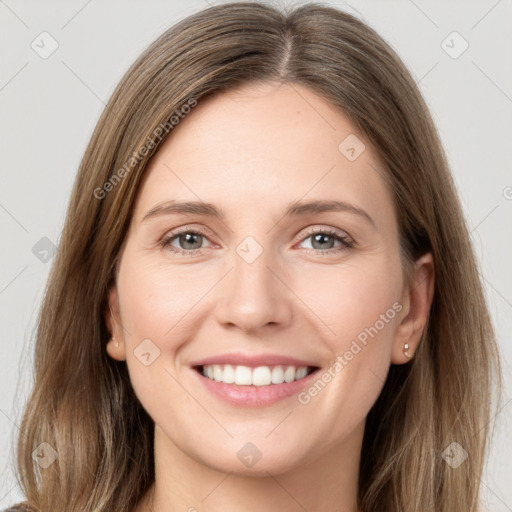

{"left": 193, "top": 364, "right": 320, "bottom": 387}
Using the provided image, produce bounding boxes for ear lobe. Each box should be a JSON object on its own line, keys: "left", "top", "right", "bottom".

{"left": 391, "top": 252, "right": 435, "bottom": 364}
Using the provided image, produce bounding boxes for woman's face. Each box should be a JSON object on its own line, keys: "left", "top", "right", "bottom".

{"left": 108, "top": 82, "right": 427, "bottom": 475}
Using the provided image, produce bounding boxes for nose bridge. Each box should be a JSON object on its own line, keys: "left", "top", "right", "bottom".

{"left": 234, "top": 237, "right": 274, "bottom": 293}
{"left": 215, "top": 234, "right": 292, "bottom": 331}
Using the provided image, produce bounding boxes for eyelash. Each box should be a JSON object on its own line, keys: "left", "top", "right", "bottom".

{"left": 158, "top": 226, "right": 354, "bottom": 257}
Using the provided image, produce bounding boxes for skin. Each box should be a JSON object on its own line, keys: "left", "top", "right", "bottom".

{"left": 106, "top": 81, "right": 434, "bottom": 512}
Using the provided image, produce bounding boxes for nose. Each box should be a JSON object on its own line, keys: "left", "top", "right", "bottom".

{"left": 214, "top": 243, "right": 293, "bottom": 334}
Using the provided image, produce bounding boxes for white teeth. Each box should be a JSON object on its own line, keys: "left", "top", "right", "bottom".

{"left": 213, "top": 365, "right": 223, "bottom": 382}
{"left": 222, "top": 364, "right": 235, "bottom": 384}
{"left": 200, "top": 364, "right": 312, "bottom": 386}
{"left": 271, "top": 366, "right": 284, "bottom": 384}
{"left": 234, "top": 365, "right": 252, "bottom": 385}
{"left": 295, "top": 367, "right": 308, "bottom": 380}
{"left": 284, "top": 366, "right": 295, "bottom": 383}
{"left": 252, "top": 366, "right": 272, "bottom": 386}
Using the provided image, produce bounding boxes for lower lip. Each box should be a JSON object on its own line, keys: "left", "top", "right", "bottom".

{"left": 191, "top": 367, "right": 320, "bottom": 407}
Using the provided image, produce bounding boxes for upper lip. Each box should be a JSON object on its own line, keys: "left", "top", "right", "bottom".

{"left": 190, "top": 352, "right": 320, "bottom": 369}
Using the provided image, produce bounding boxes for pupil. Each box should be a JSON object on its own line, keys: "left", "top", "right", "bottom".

{"left": 180, "top": 233, "right": 202, "bottom": 250}
{"left": 312, "top": 233, "right": 334, "bottom": 250}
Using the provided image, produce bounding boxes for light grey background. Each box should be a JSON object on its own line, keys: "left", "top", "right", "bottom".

{"left": 1, "top": 0, "right": 511, "bottom": 509}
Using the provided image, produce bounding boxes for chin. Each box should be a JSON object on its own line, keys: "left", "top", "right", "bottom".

{"left": 174, "top": 431, "right": 308, "bottom": 476}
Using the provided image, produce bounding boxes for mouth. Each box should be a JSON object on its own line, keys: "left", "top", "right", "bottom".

{"left": 193, "top": 364, "right": 320, "bottom": 387}
{"left": 189, "top": 352, "right": 323, "bottom": 407}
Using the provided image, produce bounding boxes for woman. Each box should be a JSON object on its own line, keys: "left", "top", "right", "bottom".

{"left": 6, "top": 2, "right": 501, "bottom": 511}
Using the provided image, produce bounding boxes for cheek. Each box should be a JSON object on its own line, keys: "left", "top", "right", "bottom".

{"left": 296, "top": 261, "right": 403, "bottom": 433}
{"left": 297, "top": 253, "right": 403, "bottom": 414}
{"left": 301, "top": 253, "right": 403, "bottom": 349}
{"left": 115, "top": 256, "right": 200, "bottom": 399}
{"left": 117, "top": 254, "right": 211, "bottom": 340}
{"left": 115, "top": 249, "right": 237, "bottom": 409}
{"left": 319, "top": 258, "right": 402, "bottom": 406}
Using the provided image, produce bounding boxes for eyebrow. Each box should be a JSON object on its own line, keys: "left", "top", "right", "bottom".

{"left": 142, "top": 199, "right": 376, "bottom": 228}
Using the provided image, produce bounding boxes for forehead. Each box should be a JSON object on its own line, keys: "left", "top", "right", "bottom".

{"left": 133, "top": 82, "right": 394, "bottom": 229}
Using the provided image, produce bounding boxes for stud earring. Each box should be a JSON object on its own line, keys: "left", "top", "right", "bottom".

{"left": 403, "top": 343, "right": 412, "bottom": 359}
{"left": 111, "top": 336, "right": 119, "bottom": 348}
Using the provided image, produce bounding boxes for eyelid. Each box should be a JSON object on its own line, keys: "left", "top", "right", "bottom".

{"left": 159, "top": 223, "right": 355, "bottom": 256}
{"left": 161, "top": 224, "right": 215, "bottom": 241}
{"left": 296, "top": 224, "right": 353, "bottom": 244}
{"left": 161, "top": 224, "right": 353, "bottom": 245}
{"left": 159, "top": 224, "right": 217, "bottom": 251}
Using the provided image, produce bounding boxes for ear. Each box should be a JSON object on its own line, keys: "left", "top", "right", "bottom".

{"left": 391, "top": 252, "right": 435, "bottom": 364}
{"left": 105, "top": 283, "right": 127, "bottom": 361}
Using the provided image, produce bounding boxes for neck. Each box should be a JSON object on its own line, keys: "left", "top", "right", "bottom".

{"left": 137, "top": 422, "right": 363, "bottom": 512}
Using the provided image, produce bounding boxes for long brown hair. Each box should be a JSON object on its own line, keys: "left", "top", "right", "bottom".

{"left": 15, "top": 2, "right": 501, "bottom": 511}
